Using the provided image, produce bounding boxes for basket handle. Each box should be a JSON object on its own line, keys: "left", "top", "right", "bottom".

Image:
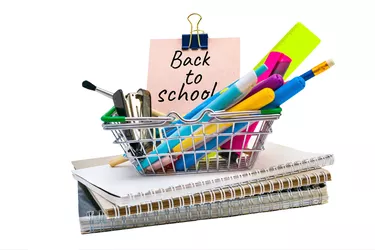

{"left": 101, "top": 106, "right": 126, "bottom": 123}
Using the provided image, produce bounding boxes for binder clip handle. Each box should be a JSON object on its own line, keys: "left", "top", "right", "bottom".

{"left": 182, "top": 13, "right": 208, "bottom": 50}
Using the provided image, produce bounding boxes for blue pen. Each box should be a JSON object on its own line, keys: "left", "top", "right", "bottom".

{"left": 137, "top": 64, "right": 268, "bottom": 170}
{"left": 262, "top": 76, "right": 305, "bottom": 109}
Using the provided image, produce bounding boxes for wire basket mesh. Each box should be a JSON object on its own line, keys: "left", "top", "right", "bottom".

{"left": 102, "top": 107, "right": 281, "bottom": 175}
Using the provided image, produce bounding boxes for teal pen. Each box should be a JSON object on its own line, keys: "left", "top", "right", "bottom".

{"left": 137, "top": 64, "right": 268, "bottom": 170}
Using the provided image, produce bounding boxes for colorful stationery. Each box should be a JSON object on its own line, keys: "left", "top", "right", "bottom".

{"left": 221, "top": 22, "right": 321, "bottom": 154}
{"left": 137, "top": 65, "right": 268, "bottom": 170}
{"left": 173, "top": 59, "right": 334, "bottom": 170}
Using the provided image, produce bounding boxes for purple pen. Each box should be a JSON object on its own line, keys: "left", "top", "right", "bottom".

{"left": 245, "top": 74, "right": 284, "bottom": 98}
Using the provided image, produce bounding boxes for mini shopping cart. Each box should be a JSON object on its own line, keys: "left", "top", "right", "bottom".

{"left": 101, "top": 107, "right": 281, "bottom": 175}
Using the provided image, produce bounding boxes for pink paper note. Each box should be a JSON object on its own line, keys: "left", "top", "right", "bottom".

{"left": 147, "top": 38, "right": 240, "bottom": 115}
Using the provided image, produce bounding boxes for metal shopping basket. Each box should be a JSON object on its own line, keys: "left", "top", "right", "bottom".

{"left": 101, "top": 106, "right": 281, "bottom": 175}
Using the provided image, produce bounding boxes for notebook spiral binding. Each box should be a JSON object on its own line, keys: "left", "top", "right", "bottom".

{"left": 82, "top": 185, "right": 327, "bottom": 233}
{"left": 105, "top": 168, "right": 331, "bottom": 218}
{"left": 112, "top": 154, "right": 334, "bottom": 200}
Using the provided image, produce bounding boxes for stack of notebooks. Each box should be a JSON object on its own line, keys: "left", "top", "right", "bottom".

{"left": 72, "top": 142, "right": 334, "bottom": 234}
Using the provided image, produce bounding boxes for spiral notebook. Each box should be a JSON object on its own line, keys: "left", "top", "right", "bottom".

{"left": 83, "top": 168, "right": 330, "bottom": 218}
{"left": 72, "top": 142, "right": 333, "bottom": 218}
{"left": 72, "top": 142, "right": 334, "bottom": 208}
{"left": 78, "top": 184, "right": 328, "bottom": 234}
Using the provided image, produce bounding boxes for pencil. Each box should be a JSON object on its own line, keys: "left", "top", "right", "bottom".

{"left": 300, "top": 59, "right": 335, "bottom": 81}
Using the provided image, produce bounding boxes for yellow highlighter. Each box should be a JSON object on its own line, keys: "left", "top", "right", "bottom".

{"left": 173, "top": 88, "right": 275, "bottom": 153}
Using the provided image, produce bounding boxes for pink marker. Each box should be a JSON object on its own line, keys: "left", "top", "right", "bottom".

{"left": 257, "top": 52, "right": 282, "bottom": 82}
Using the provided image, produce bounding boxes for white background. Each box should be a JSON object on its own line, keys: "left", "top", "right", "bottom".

{"left": 0, "top": 0, "right": 373, "bottom": 249}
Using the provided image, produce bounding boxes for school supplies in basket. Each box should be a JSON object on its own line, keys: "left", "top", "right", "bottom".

{"left": 135, "top": 65, "right": 269, "bottom": 171}
{"left": 102, "top": 58, "right": 334, "bottom": 173}
{"left": 75, "top": 14, "right": 336, "bottom": 235}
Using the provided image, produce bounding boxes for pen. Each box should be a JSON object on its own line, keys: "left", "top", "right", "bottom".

{"left": 246, "top": 74, "right": 284, "bottom": 99}
{"left": 137, "top": 64, "right": 268, "bottom": 170}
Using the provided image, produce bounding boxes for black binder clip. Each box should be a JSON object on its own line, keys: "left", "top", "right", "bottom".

{"left": 182, "top": 13, "right": 208, "bottom": 50}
